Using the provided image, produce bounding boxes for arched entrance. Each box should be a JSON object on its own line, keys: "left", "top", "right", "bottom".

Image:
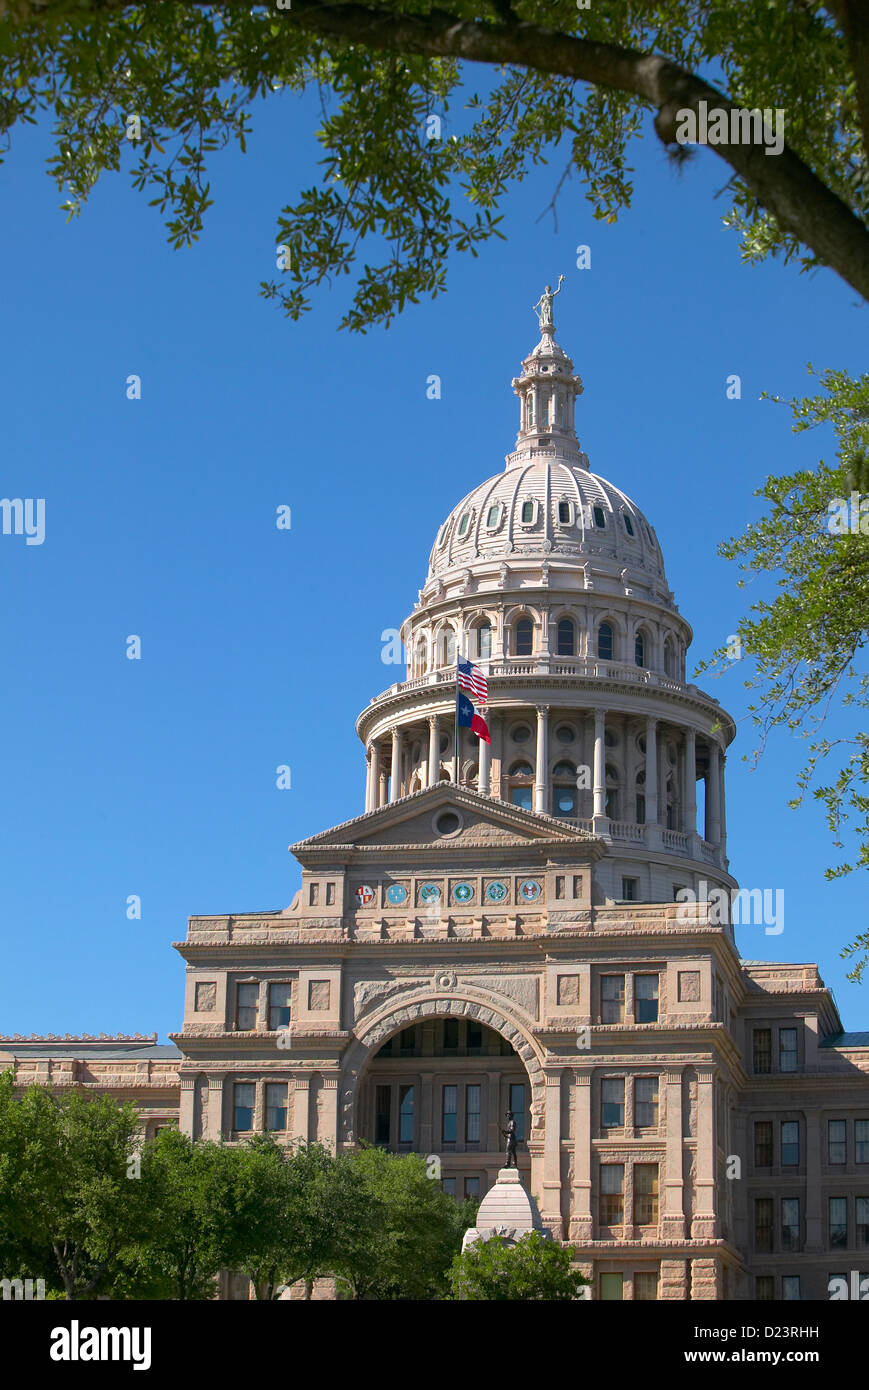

{"left": 339, "top": 993, "right": 545, "bottom": 1204}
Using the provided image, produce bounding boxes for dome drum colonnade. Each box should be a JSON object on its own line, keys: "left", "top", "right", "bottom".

{"left": 357, "top": 307, "right": 734, "bottom": 892}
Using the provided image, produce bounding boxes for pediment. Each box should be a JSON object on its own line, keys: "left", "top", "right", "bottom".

{"left": 290, "top": 784, "right": 601, "bottom": 858}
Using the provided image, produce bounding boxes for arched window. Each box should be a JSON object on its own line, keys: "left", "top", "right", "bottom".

{"left": 508, "top": 760, "right": 534, "bottom": 811}
{"left": 557, "top": 618, "right": 575, "bottom": 656}
{"left": 635, "top": 769, "right": 646, "bottom": 824}
{"left": 635, "top": 631, "right": 645, "bottom": 668}
{"left": 663, "top": 638, "right": 674, "bottom": 677}
{"left": 552, "top": 759, "right": 577, "bottom": 819}
{"left": 457, "top": 512, "right": 471, "bottom": 538}
{"left": 475, "top": 622, "right": 492, "bottom": 661}
{"left": 415, "top": 637, "right": 428, "bottom": 677}
{"left": 515, "top": 618, "right": 534, "bottom": 657}
{"left": 597, "top": 622, "right": 614, "bottom": 661}
{"left": 527, "top": 394, "right": 535, "bottom": 427}
{"left": 605, "top": 763, "right": 620, "bottom": 820}
{"left": 520, "top": 500, "right": 534, "bottom": 524}
{"left": 558, "top": 500, "right": 571, "bottom": 524}
{"left": 623, "top": 513, "right": 635, "bottom": 537}
{"left": 439, "top": 629, "right": 456, "bottom": 667}
{"left": 665, "top": 774, "right": 678, "bottom": 831}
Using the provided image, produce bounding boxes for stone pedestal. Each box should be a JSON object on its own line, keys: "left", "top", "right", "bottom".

{"left": 461, "top": 1168, "right": 551, "bottom": 1251}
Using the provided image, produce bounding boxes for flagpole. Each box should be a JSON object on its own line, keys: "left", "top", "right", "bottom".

{"left": 454, "top": 648, "right": 460, "bottom": 785}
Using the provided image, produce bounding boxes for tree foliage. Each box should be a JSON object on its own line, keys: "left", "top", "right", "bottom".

{"left": 697, "top": 366, "right": 869, "bottom": 969}
{"left": 447, "top": 1230, "right": 590, "bottom": 1300}
{"left": 0, "top": 1, "right": 866, "bottom": 331}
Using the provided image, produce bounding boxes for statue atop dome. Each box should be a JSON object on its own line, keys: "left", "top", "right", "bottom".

{"left": 532, "top": 274, "right": 565, "bottom": 333}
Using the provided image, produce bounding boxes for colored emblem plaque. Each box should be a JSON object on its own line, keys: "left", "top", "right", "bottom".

{"left": 355, "top": 884, "right": 376, "bottom": 906}
{"left": 453, "top": 882, "right": 474, "bottom": 903}
{"left": 519, "top": 878, "right": 542, "bottom": 902}
{"left": 485, "top": 880, "right": 508, "bottom": 903}
{"left": 386, "top": 884, "right": 407, "bottom": 905}
{"left": 419, "top": 882, "right": 441, "bottom": 903}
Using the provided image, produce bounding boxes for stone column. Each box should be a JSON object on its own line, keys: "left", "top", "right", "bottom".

{"left": 369, "top": 743, "right": 382, "bottom": 812}
{"left": 320, "top": 1076, "right": 339, "bottom": 1149}
{"left": 479, "top": 726, "right": 491, "bottom": 795}
{"left": 684, "top": 727, "right": 699, "bottom": 848}
{"left": 390, "top": 727, "right": 403, "bottom": 803}
{"left": 719, "top": 752, "right": 728, "bottom": 861}
{"left": 624, "top": 718, "right": 636, "bottom": 824}
{"left": 364, "top": 747, "right": 373, "bottom": 812}
{"left": 570, "top": 1072, "right": 593, "bottom": 1241}
{"left": 427, "top": 715, "right": 440, "bottom": 788}
{"left": 378, "top": 767, "right": 388, "bottom": 808}
{"left": 662, "top": 1070, "right": 686, "bottom": 1239}
{"left": 645, "top": 716, "right": 659, "bottom": 844}
{"left": 419, "top": 1071, "right": 435, "bottom": 1154}
{"left": 179, "top": 1075, "right": 195, "bottom": 1138}
{"left": 592, "top": 708, "right": 607, "bottom": 831}
{"left": 206, "top": 1076, "right": 224, "bottom": 1141}
{"left": 805, "top": 1109, "right": 822, "bottom": 1251}
{"left": 534, "top": 704, "right": 550, "bottom": 813}
{"left": 692, "top": 1068, "right": 717, "bottom": 1238}
{"left": 487, "top": 1072, "right": 501, "bottom": 1153}
{"left": 293, "top": 1076, "right": 310, "bottom": 1142}
{"left": 541, "top": 1069, "right": 563, "bottom": 1235}
{"left": 705, "top": 743, "right": 721, "bottom": 845}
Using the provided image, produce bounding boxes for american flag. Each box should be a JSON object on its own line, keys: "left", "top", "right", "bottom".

{"left": 458, "top": 657, "right": 488, "bottom": 703}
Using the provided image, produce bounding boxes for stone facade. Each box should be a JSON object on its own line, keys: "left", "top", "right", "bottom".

{"left": 4, "top": 307, "right": 869, "bottom": 1302}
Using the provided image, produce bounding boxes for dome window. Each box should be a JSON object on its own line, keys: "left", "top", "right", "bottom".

{"left": 474, "top": 622, "right": 492, "bottom": 661}
{"left": 604, "top": 728, "right": 618, "bottom": 748}
{"left": 557, "top": 500, "right": 571, "bottom": 524}
{"left": 485, "top": 503, "right": 502, "bottom": 529}
{"left": 597, "top": 622, "right": 614, "bottom": 661}
{"left": 515, "top": 618, "right": 534, "bottom": 656}
{"left": 623, "top": 513, "right": 635, "bottom": 537}
{"left": 593, "top": 505, "right": 606, "bottom": 529}
{"left": 510, "top": 761, "right": 534, "bottom": 777}
{"left": 552, "top": 761, "right": 575, "bottom": 778}
{"left": 520, "top": 500, "right": 535, "bottom": 525}
{"left": 555, "top": 725, "right": 576, "bottom": 744}
{"left": 511, "top": 723, "right": 532, "bottom": 744}
{"left": 556, "top": 618, "right": 575, "bottom": 656}
{"left": 635, "top": 632, "right": 645, "bottom": 668}
{"left": 457, "top": 512, "right": 471, "bottom": 539}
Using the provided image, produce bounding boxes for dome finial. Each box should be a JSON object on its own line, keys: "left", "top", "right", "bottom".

{"left": 532, "top": 274, "right": 565, "bottom": 334}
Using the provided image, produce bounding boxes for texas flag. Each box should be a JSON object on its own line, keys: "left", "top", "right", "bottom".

{"left": 457, "top": 691, "right": 490, "bottom": 744}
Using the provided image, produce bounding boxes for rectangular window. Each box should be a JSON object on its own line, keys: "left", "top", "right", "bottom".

{"left": 442, "top": 1177, "right": 456, "bottom": 1196}
{"left": 781, "top": 1197, "right": 800, "bottom": 1251}
{"left": 466, "top": 1085, "right": 481, "bottom": 1144}
{"left": 781, "top": 1120, "right": 800, "bottom": 1167}
{"left": 443, "top": 1019, "right": 459, "bottom": 1050}
{"left": 829, "top": 1119, "right": 848, "bottom": 1164}
{"left": 633, "top": 1271, "right": 658, "bottom": 1301}
{"left": 857, "top": 1120, "right": 869, "bottom": 1164}
{"left": 601, "top": 974, "right": 625, "bottom": 1024}
{"left": 634, "top": 975, "right": 659, "bottom": 1023}
{"left": 779, "top": 1027, "right": 798, "bottom": 1073}
{"left": 857, "top": 1197, "right": 869, "bottom": 1249}
{"left": 555, "top": 875, "right": 565, "bottom": 899}
{"left": 782, "top": 1275, "right": 801, "bottom": 1301}
{"left": 753, "top": 1029, "right": 772, "bottom": 1074}
{"left": 599, "top": 1164, "right": 624, "bottom": 1226}
{"left": 268, "top": 982, "right": 292, "bottom": 1031}
{"left": 510, "top": 1084, "right": 526, "bottom": 1142}
{"left": 399, "top": 1085, "right": 415, "bottom": 1144}
{"left": 265, "top": 1083, "right": 288, "bottom": 1132}
{"left": 756, "top": 1275, "right": 775, "bottom": 1301}
{"left": 236, "top": 982, "right": 258, "bottom": 1031}
{"left": 755, "top": 1198, "right": 773, "bottom": 1253}
{"left": 599, "top": 1272, "right": 623, "bottom": 1300}
{"left": 830, "top": 1197, "right": 848, "bottom": 1249}
{"left": 511, "top": 787, "right": 533, "bottom": 811}
{"left": 442, "top": 1085, "right": 457, "bottom": 1144}
{"left": 633, "top": 1165, "right": 659, "bottom": 1226}
{"left": 634, "top": 1077, "right": 659, "bottom": 1129}
{"left": 601, "top": 1078, "right": 625, "bottom": 1129}
{"left": 754, "top": 1121, "right": 773, "bottom": 1169}
{"left": 308, "top": 882, "right": 319, "bottom": 906}
{"left": 465, "top": 1176, "right": 481, "bottom": 1200}
{"left": 621, "top": 877, "right": 638, "bottom": 902}
{"left": 468, "top": 1023, "right": 483, "bottom": 1053}
{"left": 325, "top": 882, "right": 336, "bottom": 905}
{"left": 400, "top": 1027, "right": 416, "bottom": 1054}
{"left": 375, "top": 1085, "right": 391, "bottom": 1145}
{"left": 233, "top": 1082, "right": 255, "bottom": 1132}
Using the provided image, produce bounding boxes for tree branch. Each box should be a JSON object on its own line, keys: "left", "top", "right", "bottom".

{"left": 6, "top": 0, "right": 869, "bottom": 301}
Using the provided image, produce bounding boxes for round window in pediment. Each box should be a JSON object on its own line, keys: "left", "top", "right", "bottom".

{"left": 433, "top": 809, "right": 462, "bottom": 838}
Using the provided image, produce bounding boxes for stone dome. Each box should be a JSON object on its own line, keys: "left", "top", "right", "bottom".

{"left": 427, "top": 459, "right": 666, "bottom": 584}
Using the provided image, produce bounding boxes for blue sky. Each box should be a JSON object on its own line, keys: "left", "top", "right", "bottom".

{"left": 0, "top": 83, "right": 865, "bottom": 1039}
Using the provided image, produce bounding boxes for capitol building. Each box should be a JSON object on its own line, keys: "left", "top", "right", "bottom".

{"left": 4, "top": 298, "right": 869, "bottom": 1301}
